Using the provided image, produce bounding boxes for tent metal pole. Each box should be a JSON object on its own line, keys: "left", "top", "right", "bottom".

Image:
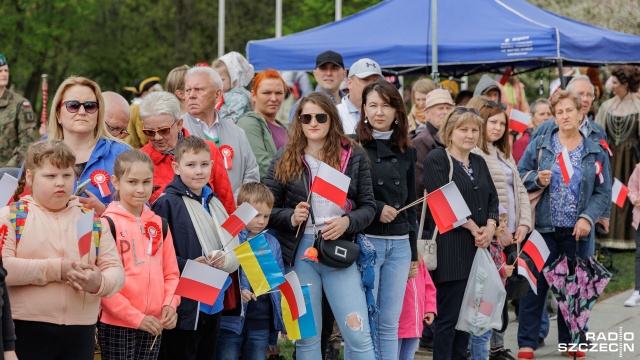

{"left": 431, "top": 0, "right": 439, "bottom": 83}
{"left": 557, "top": 58, "right": 566, "bottom": 90}
{"left": 218, "top": 0, "right": 225, "bottom": 57}
{"left": 276, "top": 0, "right": 282, "bottom": 38}
{"left": 335, "top": 0, "right": 342, "bottom": 21}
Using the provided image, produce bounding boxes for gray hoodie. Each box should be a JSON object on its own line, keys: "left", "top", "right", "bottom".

{"left": 473, "top": 74, "right": 502, "bottom": 102}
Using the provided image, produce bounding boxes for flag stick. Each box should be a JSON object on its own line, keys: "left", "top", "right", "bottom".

{"left": 397, "top": 196, "right": 426, "bottom": 213}
{"left": 260, "top": 283, "right": 313, "bottom": 296}
{"left": 294, "top": 192, "right": 312, "bottom": 237}
{"left": 150, "top": 294, "right": 175, "bottom": 350}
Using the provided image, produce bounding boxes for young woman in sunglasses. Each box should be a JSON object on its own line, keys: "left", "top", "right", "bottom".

{"left": 44, "top": 76, "right": 131, "bottom": 214}
{"left": 264, "top": 92, "right": 377, "bottom": 359}
{"left": 422, "top": 107, "right": 500, "bottom": 360}
{"left": 353, "top": 80, "right": 418, "bottom": 359}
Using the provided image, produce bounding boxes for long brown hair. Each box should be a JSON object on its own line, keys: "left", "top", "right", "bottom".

{"left": 13, "top": 140, "right": 76, "bottom": 201}
{"left": 466, "top": 96, "right": 511, "bottom": 158}
{"left": 274, "top": 92, "right": 352, "bottom": 184}
{"left": 356, "top": 80, "right": 411, "bottom": 152}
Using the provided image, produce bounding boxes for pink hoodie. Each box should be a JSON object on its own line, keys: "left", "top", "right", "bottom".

{"left": 99, "top": 202, "right": 180, "bottom": 329}
{"left": 398, "top": 261, "right": 437, "bottom": 338}
{"left": 628, "top": 163, "right": 640, "bottom": 230}
{"left": 0, "top": 196, "right": 125, "bottom": 325}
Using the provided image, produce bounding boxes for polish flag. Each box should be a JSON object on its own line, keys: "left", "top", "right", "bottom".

{"left": 427, "top": 181, "right": 472, "bottom": 234}
{"left": 509, "top": 109, "right": 531, "bottom": 133}
{"left": 77, "top": 211, "right": 95, "bottom": 258}
{"left": 517, "top": 257, "right": 538, "bottom": 295}
{"left": 310, "top": 161, "right": 351, "bottom": 207}
{"left": 0, "top": 174, "right": 18, "bottom": 206}
{"left": 522, "top": 230, "right": 550, "bottom": 272}
{"left": 221, "top": 202, "right": 259, "bottom": 238}
{"left": 557, "top": 147, "right": 574, "bottom": 185}
{"left": 174, "top": 260, "right": 229, "bottom": 306}
{"left": 612, "top": 178, "right": 628, "bottom": 208}
{"left": 279, "top": 271, "right": 307, "bottom": 321}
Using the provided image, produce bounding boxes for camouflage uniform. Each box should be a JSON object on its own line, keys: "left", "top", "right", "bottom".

{"left": 0, "top": 89, "right": 37, "bottom": 167}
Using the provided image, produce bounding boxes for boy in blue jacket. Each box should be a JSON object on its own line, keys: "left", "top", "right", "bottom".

{"left": 153, "top": 136, "right": 239, "bottom": 360}
{"left": 216, "top": 182, "right": 286, "bottom": 360}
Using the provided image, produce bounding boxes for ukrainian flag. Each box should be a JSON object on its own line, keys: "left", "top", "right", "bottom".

{"left": 233, "top": 233, "right": 285, "bottom": 296}
{"left": 282, "top": 284, "right": 316, "bottom": 340}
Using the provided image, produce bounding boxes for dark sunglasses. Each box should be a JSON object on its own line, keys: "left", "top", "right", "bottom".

{"left": 60, "top": 100, "right": 99, "bottom": 114}
{"left": 484, "top": 100, "right": 507, "bottom": 111}
{"left": 142, "top": 120, "right": 178, "bottom": 137}
{"left": 453, "top": 107, "right": 480, "bottom": 116}
{"left": 299, "top": 113, "right": 329, "bottom": 124}
{"left": 106, "top": 123, "right": 130, "bottom": 139}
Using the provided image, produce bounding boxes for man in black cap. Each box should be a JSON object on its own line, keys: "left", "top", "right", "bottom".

{"left": 0, "top": 53, "right": 37, "bottom": 168}
{"left": 288, "top": 50, "right": 347, "bottom": 122}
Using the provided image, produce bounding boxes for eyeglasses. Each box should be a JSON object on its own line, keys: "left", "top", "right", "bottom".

{"left": 105, "top": 123, "right": 130, "bottom": 139}
{"left": 576, "top": 92, "right": 595, "bottom": 100}
{"left": 484, "top": 100, "right": 507, "bottom": 111}
{"left": 299, "top": 113, "right": 329, "bottom": 124}
{"left": 142, "top": 119, "right": 178, "bottom": 138}
{"left": 453, "top": 107, "right": 480, "bottom": 116}
{"left": 60, "top": 100, "right": 99, "bottom": 114}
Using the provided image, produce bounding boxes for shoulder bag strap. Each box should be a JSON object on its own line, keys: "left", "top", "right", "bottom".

{"left": 426, "top": 150, "right": 455, "bottom": 241}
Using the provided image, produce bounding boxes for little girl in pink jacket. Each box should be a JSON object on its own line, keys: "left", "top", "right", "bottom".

{"left": 397, "top": 257, "right": 436, "bottom": 360}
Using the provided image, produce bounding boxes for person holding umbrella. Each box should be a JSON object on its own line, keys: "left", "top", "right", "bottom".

{"left": 516, "top": 90, "right": 611, "bottom": 360}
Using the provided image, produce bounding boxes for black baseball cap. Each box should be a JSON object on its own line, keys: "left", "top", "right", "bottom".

{"left": 316, "top": 50, "right": 344, "bottom": 68}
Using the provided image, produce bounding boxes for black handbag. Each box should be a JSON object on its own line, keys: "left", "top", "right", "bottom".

{"left": 310, "top": 206, "right": 359, "bottom": 268}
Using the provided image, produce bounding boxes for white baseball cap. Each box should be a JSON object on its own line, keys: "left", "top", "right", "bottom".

{"left": 348, "top": 58, "right": 383, "bottom": 79}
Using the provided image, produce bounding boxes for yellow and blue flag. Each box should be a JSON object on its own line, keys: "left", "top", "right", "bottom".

{"left": 282, "top": 284, "right": 316, "bottom": 340}
{"left": 233, "top": 233, "right": 285, "bottom": 296}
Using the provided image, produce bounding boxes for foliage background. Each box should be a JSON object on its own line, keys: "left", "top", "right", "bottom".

{"left": 1, "top": 0, "right": 638, "bottom": 108}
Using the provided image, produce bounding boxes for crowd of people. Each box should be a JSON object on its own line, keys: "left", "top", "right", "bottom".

{"left": 0, "top": 48, "right": 639, "bottom": 360}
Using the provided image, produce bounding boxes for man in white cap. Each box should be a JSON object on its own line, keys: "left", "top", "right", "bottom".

{"left": 412, "top": 89, "right": 454, "bottom": 195}
{"left": 336, "top": 58, "right": 383, "bottom": 134}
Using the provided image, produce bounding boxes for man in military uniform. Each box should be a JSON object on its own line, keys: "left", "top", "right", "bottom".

{"left": 0, "top": 53, "right": 37, "bottom": 168}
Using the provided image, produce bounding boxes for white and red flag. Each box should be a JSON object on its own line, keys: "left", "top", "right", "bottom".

{"left": 310, "top": 161, "right": 351, "bottom": 207}
{"left": 174, "top": 260, "right": 229, "bottom": 306}
{"left": 517, "top": 257, "right": 538, "bottom": 294}
{"left": 0, "top": 173, "right": 18, "bottom": 206}
{"left": 279, "top": 271, "right": 307, "bottom": 321}
{"left": 77, "top": 211, "right": 95, "bottom": 258}
{"left": 557, "top": 147, "right": 574, "bottom": 185}
{"left": 508, "top": 109, "right": 531, "bottom": 133}
{"left": 427, "top": 181, "right": 471, "bottom": 234}
{"left": 612, "top": 178, "right": 628, "bottom": 208}
{"left": 221, "top": 202, "right": 259, "bottom": 238}
{"left": 522, "top": 230, "right": 550, "bottom": 272}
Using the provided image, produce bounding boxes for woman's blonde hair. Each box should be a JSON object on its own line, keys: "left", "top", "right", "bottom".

{"left": 48, "top": 76, "right": 119, "bottom": 144}
{"left": 13, "top": 140, "right": 76, "bottom": 201}
{"left": 165, "top": 65, "right": 190, "bottom": 96}
{"left": 411, "top": 78, "right": 437, "bottom": 105}
{"left": 438, "top": 108, "right": 484, "bottom": 148}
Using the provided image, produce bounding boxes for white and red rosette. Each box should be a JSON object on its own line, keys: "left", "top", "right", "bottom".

{"left": 90, "top": 170, "right": 111, "bottom": 197}
{"left": 219, "top": 145, "right": 234, "bottom": 170}
{"left": 600, "top": 139, "right": 613, "bottom": 156}
{"left": 145, "top": 222, "right": 161, "bottom": 256}
{"left": 595, "top": 161, "right": 604, "bottom": 184}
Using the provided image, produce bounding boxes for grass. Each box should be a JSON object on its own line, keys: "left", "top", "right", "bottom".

{"left": 599, "top": 249, "right": 635, "bottom": 299}
{"left": 278, "top": 340, "right": 344, "bottom": 360}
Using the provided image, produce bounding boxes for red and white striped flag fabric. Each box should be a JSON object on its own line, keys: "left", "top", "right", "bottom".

{"left": 427, "top": 181, "right": 471, "bottom": 234}
{"left": 221, "top": 202, "right": 259, "bottom": 238}
{"left": 522, "top": 230, "right": 550, "bottom": 272}
{"left": 612, "top": 178, "right": 628, "bottom": 208}
{"left": 279, "top": 271, "right": 307, "bottom": 321}
{"left": 310, "top": 161, "right": 351, "bottom": 207}
{"left": 174, "top": 260, "right": 229, "bottom": 306}
{"left": 557, "top": 147, "right": 574, "bottom": 185}
{"left": 517, "top": 257, "right": 538, "bottom": 295}
{"left": 77, "top": 211, "right": 95, "bottom": 258}
{"left": 508, "top": 109, "right": 531, "bottom": 133}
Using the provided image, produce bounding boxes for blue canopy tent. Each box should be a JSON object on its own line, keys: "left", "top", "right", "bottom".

{"left": 246, "top": 0, "right": 640, "bottom": 76}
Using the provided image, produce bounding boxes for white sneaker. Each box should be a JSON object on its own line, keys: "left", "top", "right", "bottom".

{"left": 624, "top": 290, "right": 640, "bottom": 307}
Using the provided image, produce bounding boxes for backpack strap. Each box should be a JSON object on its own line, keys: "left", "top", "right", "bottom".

{"left": 161, "top": 217, "right": 168, "bottom": 240}
{"left": 103, "top": 215, "right": 117, "bottom": 240}
{"left": 103, "top": 215, "right": 168, "bottom": 241}
{"left": 9, "top": 201, "right": 28, "bottom": 245}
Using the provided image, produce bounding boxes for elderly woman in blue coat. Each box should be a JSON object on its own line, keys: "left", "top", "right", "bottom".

{"left": 516, "top": 90, "right": 611, "bottom": 360}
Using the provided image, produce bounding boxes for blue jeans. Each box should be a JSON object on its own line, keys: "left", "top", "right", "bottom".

{"left": 517, "top": 228, "right": 589, "bottom": 349}
{"left": 369, "top": 237, "right": 411, "bottom": 359}
{"left": 286, "top": 234, "right": 374, "bottom": 360}
{"left": 215, "top": 327, "right": 270, "bottom": 360}
{"left": 397, "top": 338, "right": 419, "bottom": 360}
{"left": 470, "top": 330, "right": 492, "bottom": 360}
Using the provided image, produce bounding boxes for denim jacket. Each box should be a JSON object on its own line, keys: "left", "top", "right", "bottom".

{"left": 517, "top": 128, "right": 611, "bottom": 235}
{"left": 219, "top": 229, "right": 285, "bottom": 335}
